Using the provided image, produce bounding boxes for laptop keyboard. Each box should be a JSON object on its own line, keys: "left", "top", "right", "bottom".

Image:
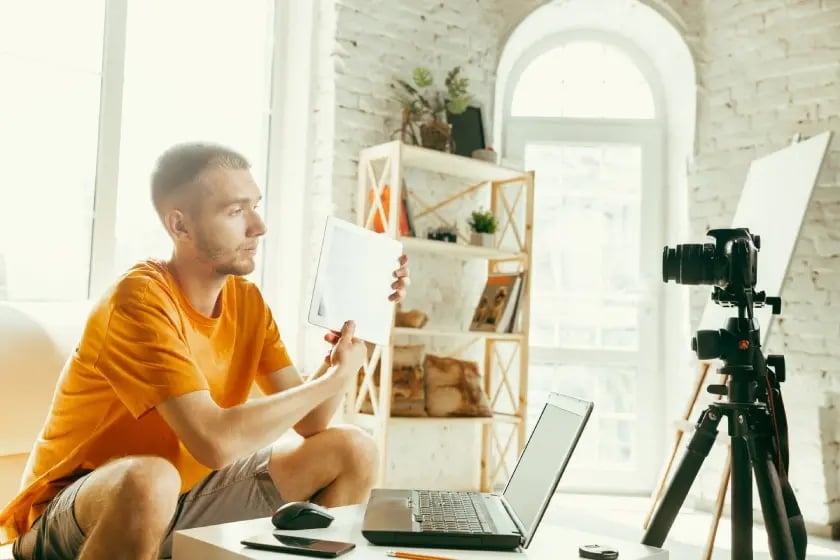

{"left": 411, "top": 490, "right": 496, "bottom": 534}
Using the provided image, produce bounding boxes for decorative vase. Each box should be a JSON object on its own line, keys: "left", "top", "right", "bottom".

{"left": 470, "top": 232, "right": 494, "bottom": 248}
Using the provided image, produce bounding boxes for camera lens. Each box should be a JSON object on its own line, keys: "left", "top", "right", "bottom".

{"left": 662, "top": 243, "right": 716, "bottom": 285}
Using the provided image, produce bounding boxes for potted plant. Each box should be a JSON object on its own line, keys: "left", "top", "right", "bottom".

{"left": 468, "top": 208, "right": 497, "bottom": 248}
{"left": 392, "top": 66, "right": 472, "bottom": 152}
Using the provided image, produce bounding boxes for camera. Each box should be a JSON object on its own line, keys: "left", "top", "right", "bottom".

{"left": 662, "top": 227, "right": 759, "bottom": 292}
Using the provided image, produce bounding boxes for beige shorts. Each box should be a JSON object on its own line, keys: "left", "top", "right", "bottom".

{"left": 13, "top": 446, "right": 283, "bottom": 559}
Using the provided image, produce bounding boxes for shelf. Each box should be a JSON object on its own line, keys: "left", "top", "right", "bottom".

{"left": 357, "top": 139, "right": 534, "bottom": 493}
{"left": 402, "top": 143, "right": 525, "bottom": 182}
{"left": 400, "top": 236, "right": 525, "bottom": 261}
{"left": 352, "top": 412, "right": 521, "bottom": 431}
{"left": 393, "top": 327, "right": 525, "bottom": 341}
{"left": 361, "top": 141, "right": 526, "bottom": 182}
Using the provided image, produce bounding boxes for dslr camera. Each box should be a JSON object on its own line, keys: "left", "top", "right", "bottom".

{"left": 662, "top": 227, "right": 758, "bottom": 293}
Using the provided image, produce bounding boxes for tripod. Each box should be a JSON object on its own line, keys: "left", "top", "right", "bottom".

{"left": 641, "top": 295, "right": 807, "bottom": 560}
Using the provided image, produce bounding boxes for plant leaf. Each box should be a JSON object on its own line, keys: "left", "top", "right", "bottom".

{"left": 413, "top": 67, "right": 433, "bottom": 88}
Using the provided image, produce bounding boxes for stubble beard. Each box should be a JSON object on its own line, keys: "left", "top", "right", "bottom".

{"left": 196, "top": 236, "right": 255, "bottom": 277}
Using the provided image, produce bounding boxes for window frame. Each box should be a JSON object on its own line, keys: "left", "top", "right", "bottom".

{"left": 500, "top": 30, "right": 667, "bottom": 130}
{"left": 88, "top": 0, "right": 127, "bottom": 299}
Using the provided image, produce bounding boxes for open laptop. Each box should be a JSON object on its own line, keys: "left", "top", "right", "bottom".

{"left": 361, "top": 392, "right": 593, "bottom": 550}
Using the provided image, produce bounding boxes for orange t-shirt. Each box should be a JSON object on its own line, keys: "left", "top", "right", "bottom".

{"left": 0, "top": 260, "right": 293, "bottom": 545}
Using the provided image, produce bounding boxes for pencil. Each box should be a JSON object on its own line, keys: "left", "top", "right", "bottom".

{"left": 385, "top": 551, "right": 458, "bottom": 560}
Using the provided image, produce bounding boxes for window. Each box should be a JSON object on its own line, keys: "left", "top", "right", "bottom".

{"left": 111, "top": 0, "right": 274, "bottom": 281}
{"left": 504, "top": 38, "right": 665, "bottom": 493}
{"left": 0, "top": 0, "right": 275, "bottom": 302}
{"left": 0, "top": 1, "right": 106, "bottom": 301}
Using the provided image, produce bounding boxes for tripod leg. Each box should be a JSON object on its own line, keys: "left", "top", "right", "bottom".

{"left": 642, "top": 407, "right": 722, "bottom": 548}
{"left": 731, "top": 436, "right": 753, "bottom": 558}
{"left": 703, "top": 445, "right": 731, "bottom": 560}
{"left": 643, "top": 363, "right": 712, "bottom": 530}
{"left": 748, "top": 436, "right": 798, "bottom": 559}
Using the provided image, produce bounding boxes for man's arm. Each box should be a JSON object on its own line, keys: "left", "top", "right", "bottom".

{"left": 156, "top": 320, "right": 367, "bottom": 470}
{"left": 254, "top": 361, "right": 347, "bottom": 438}
{"left": 247, "top": 254, "right": 408, "bottom": 438}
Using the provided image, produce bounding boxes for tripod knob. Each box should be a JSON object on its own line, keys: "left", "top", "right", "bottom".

{"left": 707, "top": 384, "right": 728, "bottom": 396}
{"left": 766, "top": 296, "right": 782, "bottom": 314}
{"left": 693, "top": 330, "right": 721, "bottom": 360}
{"left": 767, "top": 354, "right": 786, "bottom": 382}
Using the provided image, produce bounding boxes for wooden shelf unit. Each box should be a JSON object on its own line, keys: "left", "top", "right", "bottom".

{"left": 345, "top": 140, "right": 535, "bottom": 492}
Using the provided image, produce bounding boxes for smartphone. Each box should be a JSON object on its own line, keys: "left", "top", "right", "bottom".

{"left": 241, "top": 533, "right": 356, "bottom": 558}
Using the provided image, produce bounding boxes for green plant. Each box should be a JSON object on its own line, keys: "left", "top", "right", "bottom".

{"left": 393, "top": 66, "right": 472, "bottom": 124}
{"left": 468, "top": 208, "right": 498, "bottom": 234}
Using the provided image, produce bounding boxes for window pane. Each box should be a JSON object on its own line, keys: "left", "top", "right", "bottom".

{"left": 113, "top": 0, "right": 274, "bottom": 281}
{"left": 527, "top": 363, "right": 638, "bottom": 472}
{"left": 527, "top": 143, "right": 641, "bottom": 350}
{"left": 0, "top": 1, "right": 106, "bottom": 301}
{"left": 511, "top": 41, "right": 655, "bottom": 119}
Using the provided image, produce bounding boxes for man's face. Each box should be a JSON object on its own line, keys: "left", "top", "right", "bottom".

{"left": 184, "top": 167, "right": 266, "bottom": 276}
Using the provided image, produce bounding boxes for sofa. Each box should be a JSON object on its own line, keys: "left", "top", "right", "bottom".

{"left": 0, "top": 302, "right": 89, "bottom": 558}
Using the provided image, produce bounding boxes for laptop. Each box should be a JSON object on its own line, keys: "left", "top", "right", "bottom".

{"left": 361, "top": 392, "right": 594, "bottom": 550}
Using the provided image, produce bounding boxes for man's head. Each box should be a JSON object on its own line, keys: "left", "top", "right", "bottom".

{"left": 151, "top": 142, "right": 266, "bottom": 277}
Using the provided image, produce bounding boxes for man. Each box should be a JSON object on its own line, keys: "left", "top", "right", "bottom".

{"left": 0, "top": 142, "right": 410, "bottom": 559}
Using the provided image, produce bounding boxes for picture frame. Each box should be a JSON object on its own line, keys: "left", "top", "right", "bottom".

{"left": 446, "top": 104, "right": 486, "bottom": 158}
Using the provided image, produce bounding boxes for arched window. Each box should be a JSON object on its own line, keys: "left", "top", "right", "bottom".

{"left": 496, "top": 13, "right": 695, "bottom": 493}
{"left": 511, "top": 41, "right": 655, "bottom": 119}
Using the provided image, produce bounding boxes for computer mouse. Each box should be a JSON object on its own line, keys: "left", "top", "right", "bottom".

{"left": 271, "top": 501, "right": 335, "bottom": 530}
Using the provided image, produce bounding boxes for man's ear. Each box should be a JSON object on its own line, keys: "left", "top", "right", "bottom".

{"left": 164, "top": 209, "right": 191, "bottom": 241}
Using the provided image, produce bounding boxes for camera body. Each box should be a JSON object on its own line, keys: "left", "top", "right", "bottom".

{"left": 662, "top": 227, "right": 759, "bottom": 293}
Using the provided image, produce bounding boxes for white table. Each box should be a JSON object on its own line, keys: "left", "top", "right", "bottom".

{"left": 173, "top": 505, "right": 667, "bottom": 559}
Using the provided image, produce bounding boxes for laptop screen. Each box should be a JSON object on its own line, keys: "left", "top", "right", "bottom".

{"left": 502, "top": 392, "right": 592, "bottom": 547}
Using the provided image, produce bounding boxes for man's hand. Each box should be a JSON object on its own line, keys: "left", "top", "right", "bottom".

{"left": 389, "top": 254, "right": 410, "bottom": 302}
{"left": 325, "top": 320, "right": 366, "bottom": 382}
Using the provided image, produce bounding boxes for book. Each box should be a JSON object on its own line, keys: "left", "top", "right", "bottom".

{"left": 469, "top": 273, "right": 522, "bottom": 333}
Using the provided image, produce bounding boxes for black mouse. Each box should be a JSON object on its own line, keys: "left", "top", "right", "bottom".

{"left": 271, "top": 501, "right": 335, "bottom": 530}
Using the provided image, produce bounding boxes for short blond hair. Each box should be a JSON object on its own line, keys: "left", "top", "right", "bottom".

{"left": 150, "top": 142, "right": 250, "bottom": 216}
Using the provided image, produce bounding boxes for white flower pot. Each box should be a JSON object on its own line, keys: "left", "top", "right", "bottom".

{"left": 470, "top": 232, "right": 494, "bottom": 248}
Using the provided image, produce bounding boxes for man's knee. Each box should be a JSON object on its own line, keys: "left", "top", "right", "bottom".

{"left": 328, "top": 425, "right": 378, "bottom": 478}
{"left": 78, "top": 456, "right": 181, "bottom": 534}
{"left": 114, "top": 456, "right": 181, "bottom": 507}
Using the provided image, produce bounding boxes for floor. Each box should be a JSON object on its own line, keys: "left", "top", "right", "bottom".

{"left": 545, "top": 493, "right": 840, "bottom": 559}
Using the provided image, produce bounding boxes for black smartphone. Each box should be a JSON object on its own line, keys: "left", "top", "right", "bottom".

{"left": 241, "top": 533, "right": 356, "bottom": 558}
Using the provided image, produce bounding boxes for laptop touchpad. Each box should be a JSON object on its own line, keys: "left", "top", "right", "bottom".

{"left": 363, "top": 489, "right": 414, "bottom": 531}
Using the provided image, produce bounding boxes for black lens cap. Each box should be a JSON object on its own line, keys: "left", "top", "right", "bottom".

{"left": 579, "top": 544, "right": 619, "bottom": 559}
